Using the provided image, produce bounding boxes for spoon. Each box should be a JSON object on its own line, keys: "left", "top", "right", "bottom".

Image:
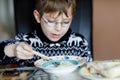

{"left": 33, "top": 50, "right": 60, "bottom": 67}
{"left": 33, "top": 50, "right": 50, "bottom": 60}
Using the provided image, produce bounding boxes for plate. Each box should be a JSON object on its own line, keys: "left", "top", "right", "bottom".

{"left": 34, "top": 56, "right": 86, "bottom": 75}
{"left": 79, "top": 60, "right": 120, "bottom": 80}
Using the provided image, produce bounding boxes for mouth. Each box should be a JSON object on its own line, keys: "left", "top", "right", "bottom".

{"left": 51, "top": 34, "right": 60, "bottom": 38}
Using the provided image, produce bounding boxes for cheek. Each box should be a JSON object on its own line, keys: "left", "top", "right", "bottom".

{"left": 41, "top": 27, "right": 50, "bottom": 34}
{"left": 41, "top": 23, "right": 50, "bottom": 32}
{"left": 64, "top": 26, "right": 70, "bottom": 33}
{"left": 41, "top": 25, "right": 52, "bottom": 38}
{"left": 61, "top": 27, "right": 70, "bottom": 36}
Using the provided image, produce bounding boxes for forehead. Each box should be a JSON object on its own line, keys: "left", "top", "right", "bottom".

{"left": 43, "top": 7, "right": 73, "bottom": 19}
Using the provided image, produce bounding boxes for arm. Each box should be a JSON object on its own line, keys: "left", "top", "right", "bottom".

{"left": 80, "top": 37, "right": 93, "bottom": 62}
{"left": 0, "top": 33, "right": 34, "bottom": 66}
{"left": 0, "top": 40, "right": 19, "bottom": 65}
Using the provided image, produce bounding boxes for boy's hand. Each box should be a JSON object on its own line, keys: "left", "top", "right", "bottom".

{"left": 15, "top": 42, "right": 34, "bottom": 59}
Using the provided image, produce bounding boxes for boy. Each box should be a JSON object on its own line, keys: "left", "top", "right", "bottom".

{"left": 0, "top": 0, "right": 92, "bottom": 67}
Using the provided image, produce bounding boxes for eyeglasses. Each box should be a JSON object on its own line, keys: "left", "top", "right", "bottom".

{"left": 41, "top": 17, "right": 72, "bottom": 27}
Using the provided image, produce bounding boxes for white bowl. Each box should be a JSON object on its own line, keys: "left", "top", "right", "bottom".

{"left": 34, "top": 56, "right": 86, "bottom": 75}
{"left": 79, "top": 59, "right": 120, "bottom": 80}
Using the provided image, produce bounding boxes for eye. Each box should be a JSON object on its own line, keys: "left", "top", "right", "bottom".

{"left": 63, "top": 21, "right": 70, "bottom": 24}
{"left": 47, "top": 20, "right": 55, "bottom": 23}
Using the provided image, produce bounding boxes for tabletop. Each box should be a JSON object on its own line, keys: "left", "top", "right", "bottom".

{"left": 0, "top": 66, "right": 47, "bottom": 80}
{"left": 0, "top": 66, "right": 85, "bottom": 80}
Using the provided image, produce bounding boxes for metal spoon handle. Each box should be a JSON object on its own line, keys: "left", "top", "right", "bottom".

{"left": 33, "top": 51, "right": 50, "bottom": 60}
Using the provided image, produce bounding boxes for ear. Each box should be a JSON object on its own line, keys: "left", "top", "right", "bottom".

{"left": 33, "top": 10, "right": 41, "bottom": 23}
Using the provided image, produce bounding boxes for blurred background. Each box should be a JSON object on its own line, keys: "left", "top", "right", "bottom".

{"left": 0, "top": 0, "right": 15, "bottom": 42}
{"left": 0, "top": 0, "right": 120, "bottom": 60}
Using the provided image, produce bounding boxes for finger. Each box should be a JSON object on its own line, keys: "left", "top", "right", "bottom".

{"left": 16, "top": 46, "right": 34, "bottom": 56}
{"left": 23, "top": 44, "right": 33, "bottom": 52}
{"left": 16, "top": 51, "right": 33, "bottom": 59}
{"left": 17, "top": 47, "right": 34, "bottom": 56}
{"left": 20, "top": 43, "right": 33, "bottom": 55}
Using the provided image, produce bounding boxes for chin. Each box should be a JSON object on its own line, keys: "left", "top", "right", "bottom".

{"left": 49, "top": 38, "right": 60, "bottom": 42}
{"left": 50, "top": 39, "right": 59, "bottom": 42}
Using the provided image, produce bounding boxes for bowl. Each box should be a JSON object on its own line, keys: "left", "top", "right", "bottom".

{"left": 34, "top": 56, "right": 86, "bottom": 75}
{"left": 79, "top": 59, "right": 120, "bottom": 80}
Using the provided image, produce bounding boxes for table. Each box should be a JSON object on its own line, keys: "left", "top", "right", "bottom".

{"left": 0, "top": 67, "right": 48, "bottom": 80}
{"left": 0, "top": 66, "right": 85, "bottom": 80}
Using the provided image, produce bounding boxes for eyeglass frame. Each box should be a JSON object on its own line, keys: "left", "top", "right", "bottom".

{"left": 41, "top": 16, "right": 72, "bottom": 27}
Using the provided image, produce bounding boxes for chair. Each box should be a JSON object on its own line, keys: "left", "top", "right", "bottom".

{"left": 14, "top": 0, "right": 36, "bottom": 33}
{"left": 13, "top": 0, "right": 93, "bottom": 59}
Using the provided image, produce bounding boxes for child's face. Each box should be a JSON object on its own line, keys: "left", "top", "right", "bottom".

{"left": 34, "top": 8, "right": 73, "bottom": 42}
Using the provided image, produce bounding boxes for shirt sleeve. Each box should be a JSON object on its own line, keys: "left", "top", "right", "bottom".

{"left": 0, "top": 33, "right": 32, "bottom": 66}
{"left": 80, "top": 36, "right": 93, "bottom": 62}
{"left": 79, "top": 35, "right": 93, "bottom": 62}
{"left": 0, "top": 39, "right": 20, "bottom": 65}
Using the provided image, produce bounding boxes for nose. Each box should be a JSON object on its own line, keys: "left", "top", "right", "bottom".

{"left": 55, "top": 23, "right": 62, "bottom": 31}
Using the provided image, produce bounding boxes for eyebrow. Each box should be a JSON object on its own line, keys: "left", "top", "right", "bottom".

{"left": 45, "top": 16, "right": 72, "bottom": 21}
{"left": 42, "top": 13, "right": 72, "bottom": 21}
{"left": 44, "top": 13, "right": 72, "bottom": 20}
